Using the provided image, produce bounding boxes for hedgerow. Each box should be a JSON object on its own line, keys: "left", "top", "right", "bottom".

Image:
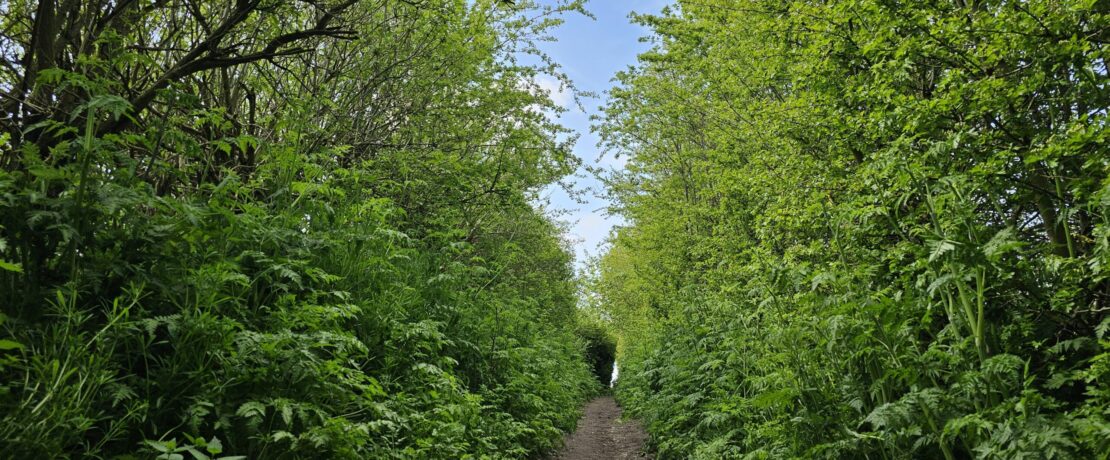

{"left": 0, "top": 1, "right": 599, "bottom": 457}
{"left": 593, "top": 1, "right": 1110, "bottom": 458}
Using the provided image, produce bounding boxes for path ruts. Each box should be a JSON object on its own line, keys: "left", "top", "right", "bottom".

{"left": 552, "top": 396, "right": 652, "bottom": 460}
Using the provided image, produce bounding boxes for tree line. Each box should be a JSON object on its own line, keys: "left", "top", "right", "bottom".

{"left": 592, "top": 1, "right": 1110, "bottom": 458}
{"left": 0, "top": 0, "right": 609, "bottom": 457}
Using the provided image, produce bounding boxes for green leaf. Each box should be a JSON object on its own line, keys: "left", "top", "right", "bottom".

{"left": 0, "top": 340, "right": 23, "bottom": 351}
{"left": 236, "top": 401, "right": 266, "bottom": 421}
{"left": 184, "top": 447, "right": 210, "bottom": 460}
{"left": 982, "top": 227, "right": 1022, "bottom": 262}
{"left": 206, "top": 437, "right": 223, "bottom": 455}
{"left": 146, "top": 440, "right": 173, "bottom": 453}
{"left": 0, "top": 260, "right": 22, "bottom": 273}
{"left": 928, "top": 240, "right": 956, "bottom": 263}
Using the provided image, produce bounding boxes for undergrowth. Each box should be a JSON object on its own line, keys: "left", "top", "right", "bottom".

{"left": 0, "top": 0, "right": 600, "bottom": 457}
{"left": 592, "top": 1, "right": 1110, "bottom": 458}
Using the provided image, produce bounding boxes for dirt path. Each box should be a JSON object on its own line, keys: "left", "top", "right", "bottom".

{"left": 552, "top": 396, "right": 652, "bottom": 460}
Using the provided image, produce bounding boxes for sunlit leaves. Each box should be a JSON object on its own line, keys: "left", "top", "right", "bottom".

{"left": 594, "top": 0, "right": 1110, "bottom": 458}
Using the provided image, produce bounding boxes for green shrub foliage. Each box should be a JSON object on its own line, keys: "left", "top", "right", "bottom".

{"left": 593, "top": 1, "right": 1110, "bottom": 459}
{"left": 0, "top": 0, "right": 598, "bottom": 458}
{"left": 577, "top": 320, "right": 617, "bottom": 387}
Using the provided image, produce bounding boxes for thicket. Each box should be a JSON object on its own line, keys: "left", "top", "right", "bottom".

{"left": 592, "top": 1, "right": 1110, "bottom": 458}
{"left": 576, "top": 315, "right": 617, "bottom": 387}
{"left": 0, "top": 0, "right": 601, "bottom": 458}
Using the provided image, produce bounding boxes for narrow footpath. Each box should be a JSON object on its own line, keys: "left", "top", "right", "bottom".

{"left": 553, "top": 396, "right": 652, "bottom": 460}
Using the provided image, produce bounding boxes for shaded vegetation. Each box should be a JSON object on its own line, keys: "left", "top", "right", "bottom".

{"left": 578, "top": 320, "right": 616, "bottom": 387}
{"left": 0, "top": 0, "right": 600, "bottom": 458}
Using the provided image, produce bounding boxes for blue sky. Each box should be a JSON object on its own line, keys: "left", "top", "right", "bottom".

{"left": 533, "top": 0, "right": 669, "bottom": 269}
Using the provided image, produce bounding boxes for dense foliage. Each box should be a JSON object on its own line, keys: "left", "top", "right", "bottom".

{"left": 593, "top": 1, "right": 1110, "bottom": 458}
{"left": 0, "top": 0, "right": 602, "bottom": 457}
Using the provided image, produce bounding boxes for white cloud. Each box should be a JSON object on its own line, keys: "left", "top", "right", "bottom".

{"left": 596, "top": 151, "right": 628, "bottom": 169}
{"left": 569, "top": 210, "right": 624, "bottom": 265}
{"left": 534, "top": 74, "right": 571, "bottom": 108}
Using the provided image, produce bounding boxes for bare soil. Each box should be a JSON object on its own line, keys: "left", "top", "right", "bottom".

{"left": 551, "top": 396, "right": 652, "bottom": 460}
